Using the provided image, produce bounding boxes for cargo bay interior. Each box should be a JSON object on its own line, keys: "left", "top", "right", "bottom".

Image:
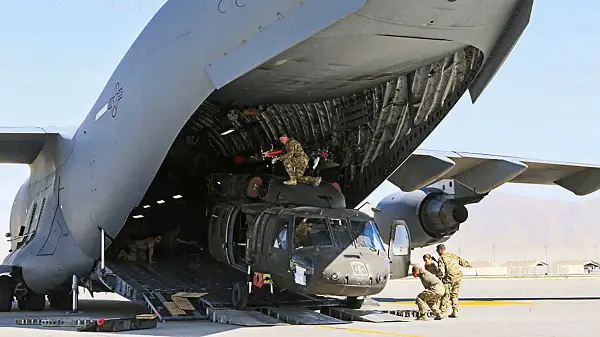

{"left": 103, "top": 45, "right": 484, "bottom": 294}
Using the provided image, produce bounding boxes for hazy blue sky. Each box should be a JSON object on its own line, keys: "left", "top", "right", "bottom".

{"left": 1, "top": 1, "right": 599, "bottom": 247}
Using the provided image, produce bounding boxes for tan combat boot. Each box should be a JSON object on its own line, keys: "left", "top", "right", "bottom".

{"left": 416, "top": 313, "right": 428, "bottom": 321}
{"left": 449, "top": 308, "right": 458, "bottom": 318}
{"left": 283, "top": 178, "right": 297, "bottom": 185}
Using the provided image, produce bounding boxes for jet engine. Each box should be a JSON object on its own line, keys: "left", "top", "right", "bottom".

{"left": 373, "top": 180, "right": 481, "bottom": 249}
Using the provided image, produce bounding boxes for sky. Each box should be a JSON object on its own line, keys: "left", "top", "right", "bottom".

{"left": 1, "top": 1, "right": 600, "bottom": 258}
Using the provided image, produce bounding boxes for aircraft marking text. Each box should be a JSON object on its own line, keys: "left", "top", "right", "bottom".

{"left": 109, "top": 82, "right": 123, "bottom": 118}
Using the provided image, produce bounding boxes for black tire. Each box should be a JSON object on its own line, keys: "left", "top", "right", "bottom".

{"left": 49, "top": 292, "right": 72, "bottom": 311}
{"left": 23, "top": 291, "right": 46, "bottom": 311}
{"left": 231, "top": 281, "right": 249, "bottom": 310}
{"left": 0, "top": 277, "right": 13, "bottom": 312}
{"left": 17, "top": 298, "right": 26, "bottom": 310}
{"left": 346, "top": 296, "right": 364, "bottom": 309}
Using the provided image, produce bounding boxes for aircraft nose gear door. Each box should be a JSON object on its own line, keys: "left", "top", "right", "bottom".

{"left": 388, "top": 220, "right": 411, "bottom": 279}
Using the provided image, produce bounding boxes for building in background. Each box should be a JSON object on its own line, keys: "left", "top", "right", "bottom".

{"left": 549, "top": 260, "right": 600, "bottom": 275}
{"left": 501, "top": 260, "right": 549, "bottom": 276}
{"left": 461, "top": 261, "right": 507, "bottom": 276}
{"left": 584, "top": 261, "right": 600, "bottom": 273}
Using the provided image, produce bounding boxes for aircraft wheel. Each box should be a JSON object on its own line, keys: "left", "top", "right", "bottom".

{"left": 17, "top": 298, "right": 26, "bottom": 310}
{"left": 0, "top": 277, "right": 13, "bottom": 312}
{"left": 231, "top": 281, "right": 249, "bottom": 310}
{"left": 346, "top": 296, "right": 364, "bottom": 309}
{"left": 49, "top": 292, "right": 72, "bottom": 310}
{"left": 22, "top": 291, "right": 46, "bottom": 311}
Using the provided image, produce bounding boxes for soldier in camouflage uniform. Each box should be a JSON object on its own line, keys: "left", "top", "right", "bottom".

{"left": 412, "top": 265, "right": 445, "bottom": 320}
{"left": 422, "top": 253, "right": 444, "bottom": 315}
{"left": 423, "top": 253, "right": 440, "bottom": 276}
{"left": 265, "top": 134, "right": 322, "bottom": 186}
{"left": 436, "top": 244, "right": 472, "bottom": 318}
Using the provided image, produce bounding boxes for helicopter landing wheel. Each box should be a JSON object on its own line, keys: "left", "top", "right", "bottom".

{"left": 231, "top": 280, "right": 249, "bottom": 310}
{"left": 346, "top": 296, "right": 364, "bottom": 309}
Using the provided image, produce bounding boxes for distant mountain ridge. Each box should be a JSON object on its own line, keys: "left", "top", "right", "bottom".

{"left": 413, "top": 191, "right": 600, "bottom": 263}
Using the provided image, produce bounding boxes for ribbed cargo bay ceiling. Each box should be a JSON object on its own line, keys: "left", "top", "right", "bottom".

{"left": 171, "top": 45, "right": 484, "bottom": 207}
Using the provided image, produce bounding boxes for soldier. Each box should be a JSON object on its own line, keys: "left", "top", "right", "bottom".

{"left": 423, "top": 253, "right": 440, "bottom": 276}
{"left": 436, "top": 244, "right": 472, "bottom": 318}
{"left": 117, "top": 246, "right": 138, "bottom": 262}
{"left": 132, "top": 236, "right": 162, "bottom": 263}
{"left": 422, "top": 253, "right": 444, "bottom": 313}
{"left": 412, "top": 265, "right": 445, "bottom": 321}
{"left": 264, "top": 134, "right": 322, "bottom": 186}
{"left": 294, "top": 219, "right": 312, "bottom": 248}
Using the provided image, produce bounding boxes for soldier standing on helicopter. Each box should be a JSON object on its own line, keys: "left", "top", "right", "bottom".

{"left": 264, "top": 134, "right": 322, "bottom": 186}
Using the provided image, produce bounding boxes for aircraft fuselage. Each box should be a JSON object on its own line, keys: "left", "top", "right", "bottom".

{"left": 1, "top": 0, "right": 530, "bottom": 304}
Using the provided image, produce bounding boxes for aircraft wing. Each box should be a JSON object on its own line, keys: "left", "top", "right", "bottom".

{"left": 0, "top": 127, "right": 59, "bottom": 164}
{"left": 387, "top": 149, "right": 600, "bottom": 196}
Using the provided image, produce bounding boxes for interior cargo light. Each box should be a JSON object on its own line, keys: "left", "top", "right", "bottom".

{"left": 143, "top": 205, "right": 150, "bottom": 208}
{"left": 132, "top": 215, "right": 144, "bottom": 219}
{"left": 173, "top": 195, "right": 182, "bottom": 199}
{"left": 157, "top": 200, "right": 165, "bottom": 204}
{"left": 220, "top": 129, "right": 235, "bottom": 136}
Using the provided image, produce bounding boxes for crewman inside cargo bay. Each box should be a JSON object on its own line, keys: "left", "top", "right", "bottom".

{"left": 263, "top": 133, "right": 322, "bottom": 187}
{"left": 412, "top": 265, "right": 445, "bottom": 321}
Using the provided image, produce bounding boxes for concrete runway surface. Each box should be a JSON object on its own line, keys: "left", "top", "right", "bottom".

{"left": 1, "top": 277, "right": 599, "bottom": 337}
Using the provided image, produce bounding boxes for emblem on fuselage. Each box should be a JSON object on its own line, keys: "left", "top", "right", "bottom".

{"left": 94, "top": 82, "right": 124, "bottom": 121}
{"left": 350, "top": 261, "right": 368, "bottom": 276}
{"left": 109, "top": 82, "right": 123, "bottom": 118}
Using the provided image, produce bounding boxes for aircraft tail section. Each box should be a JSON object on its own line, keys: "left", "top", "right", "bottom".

{"left": 0, "top": 127, "right": 59, "bottom": 164}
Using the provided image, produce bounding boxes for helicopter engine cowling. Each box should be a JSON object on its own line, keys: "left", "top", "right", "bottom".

{"left": 374, "top": 189, "right": 468, "bottom": 249}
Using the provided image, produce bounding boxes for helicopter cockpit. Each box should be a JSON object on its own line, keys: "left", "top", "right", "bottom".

{"left": 274, "top": 217, "right": 386, "bottom": 256}
{"left": 252, "top": 206, "right": 399, "bottom": 298}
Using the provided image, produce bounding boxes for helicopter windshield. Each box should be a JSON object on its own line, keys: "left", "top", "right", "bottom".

{"left": 288, "top": 215, "right": 385, "bottom": 252}
{"left": 293, "top": 217, "right": 333, "bottom": 249}
{"left": 328, "top": 218, "right": 385, "bottom": 251}
{"left": 350, "top": 220, "right": 386, "bottom": 251}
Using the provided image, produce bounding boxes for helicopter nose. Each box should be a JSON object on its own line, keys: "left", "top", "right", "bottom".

{"left": 320, "top": 255, "right": 387, "bottom": 287}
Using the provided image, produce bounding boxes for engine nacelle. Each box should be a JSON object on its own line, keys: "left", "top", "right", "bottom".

{"left": 374, "top": 184, "right": 471, "bottom": 249}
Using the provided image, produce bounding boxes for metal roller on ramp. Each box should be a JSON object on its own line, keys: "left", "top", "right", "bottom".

{"left": 16, "top": 315, "right": 158, "bottom": 332}
{"left": 324, "top": 307, "right": 410, "bottom": 323}
{"left": 259, "top": 307, "right": 348, "bottom": 325}
{"left": 206, "top": 308, "right": 288, "bottom": 326}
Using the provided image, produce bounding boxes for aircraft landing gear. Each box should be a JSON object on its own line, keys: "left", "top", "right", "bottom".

{"left": 346, "top": 296, "right": 364, "bottom": 309}
{"left": 48, "top": 291, "right": 72, "bottom": 310}
{"left": 17, "top": 291, "right": 46, "bottom": 311}
{"left": 231, "top": 268, "right": 275, "bottom": 310}
{"left": 0, "top": 277, "right": 13, "bottom": 312}
{"left": 231, "top": 280, "right": 249, "bottom": 310}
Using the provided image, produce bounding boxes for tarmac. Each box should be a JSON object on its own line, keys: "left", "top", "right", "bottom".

{"left": 1, "top": 277, "right": 599, "bottom": 337}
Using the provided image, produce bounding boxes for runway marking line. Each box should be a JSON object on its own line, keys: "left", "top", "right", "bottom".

{"left": 389, "top": 300, "right": 533, "bottom": 306}
{"left": 315, "top": 325, "right": 424, "bottom": 337}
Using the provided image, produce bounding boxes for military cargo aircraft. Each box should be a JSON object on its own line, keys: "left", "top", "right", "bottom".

{"left": 3, "top": 0, "right": 596, "bottom": 315}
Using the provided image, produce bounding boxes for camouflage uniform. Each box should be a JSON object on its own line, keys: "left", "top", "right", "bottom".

{"left": 424, "top": 261, "right": 440, "bottom": 276}
{"left": 415, "top": 269, "right": 445, "bottom": 320}
{"left": 117, "top": 245, "right": 139, "bottom": 262}
{"left": 437, "top": 252, "right": 472, "bottom": 317}
{"left": 278, "top": 138, "right": 321, "bottom": 186}
{"left": 423, "top": 261, "right": 443, "bottom": 312}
